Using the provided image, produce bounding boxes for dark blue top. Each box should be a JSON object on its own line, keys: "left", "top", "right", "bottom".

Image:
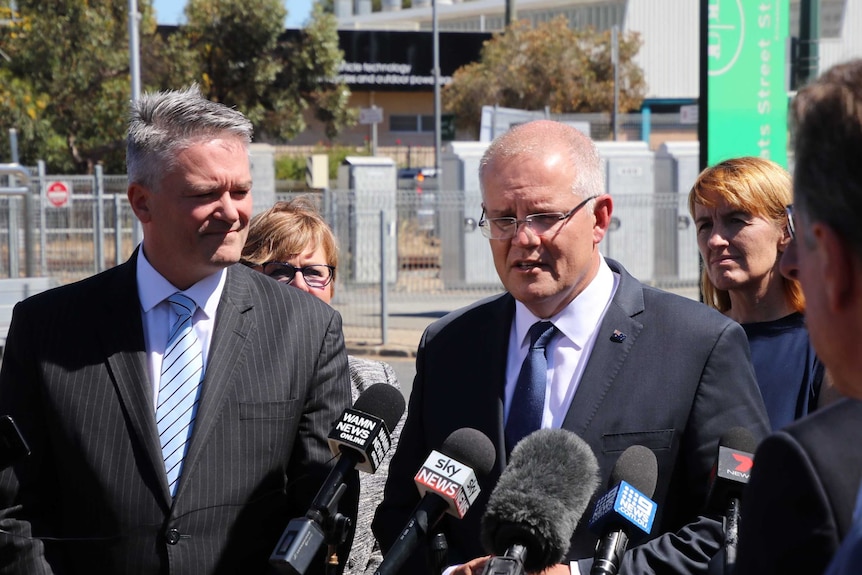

{"left": 743, "top": 312, "right": 823, "bottom": 431}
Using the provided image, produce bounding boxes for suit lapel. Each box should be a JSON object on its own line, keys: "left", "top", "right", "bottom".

{"left": 461, "top": 295, "right": 515, "bottom": 473}
{"left": 174, "top": 266, "right": 253, "bottom": 500}
{"left": 562, "top": 260, "right": 645, "bottom": 435}
{"left": 99, "top": 252, "right": 169, "bottom": 500}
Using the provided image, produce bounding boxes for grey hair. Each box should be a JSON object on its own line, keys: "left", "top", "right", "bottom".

{"left": 479, "top": 120, "right": 605, "bottom": 201}
{"left": 791, "top": 58, "right": 862, "bottom": 257}
{"left": 126, "top": 84, "right": 254, "bottom": 191}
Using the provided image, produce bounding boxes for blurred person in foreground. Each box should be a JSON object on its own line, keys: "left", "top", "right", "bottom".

{"left": 372, "top": 119, "right": 770, "bottom": 574}
{"left": 734, "top": 59, "right": 862, "bottom": 575}
{"left": 688, "top": 156, "right": 825, "bottom": 430}
{"left": 242, "top": 197, "right": 406, "bottom": 575}
{"left": 0, "top": 85, "right": 355, "bottom": 574}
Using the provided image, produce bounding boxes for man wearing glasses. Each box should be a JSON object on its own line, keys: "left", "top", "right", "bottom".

{"left": 373, "top": 120, "right": 770, "bottom": 574}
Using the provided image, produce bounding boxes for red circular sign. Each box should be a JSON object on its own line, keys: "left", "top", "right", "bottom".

{"left": 46, "top": 181, "right": 70, "bottom": 207}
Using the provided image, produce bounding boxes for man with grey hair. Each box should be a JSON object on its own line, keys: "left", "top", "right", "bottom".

{"left": 373, "top": 120, "right": 769, "bottom": 574}
{"left": 0, "top": 85, "right": 356, "bottom": 574}
{"left": 734, "top": 58, "right": 862, "bottom": 575}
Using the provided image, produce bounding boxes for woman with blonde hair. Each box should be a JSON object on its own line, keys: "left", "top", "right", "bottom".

{"left": 689, "top": 156, "right": 823, "bottom": 429}
{"left": 242, "top": 196, "right": 404, "bottom": 575}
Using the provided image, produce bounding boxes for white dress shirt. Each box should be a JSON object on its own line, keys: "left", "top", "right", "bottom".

{"left": 136, "top": 249, "right": 226, "bottom": 409}
{"left": 504, "top": 255, "right": 619, "bottom": 431}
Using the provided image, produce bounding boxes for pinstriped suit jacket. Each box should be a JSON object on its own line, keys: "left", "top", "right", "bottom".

{"left": 0, "top": 253, "right": 354, "bottom": 574}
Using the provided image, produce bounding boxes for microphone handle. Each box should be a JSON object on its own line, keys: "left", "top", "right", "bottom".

{"left": 724, "top": 497, "right": 740, "bottom": 575}
{"left": 309, "top": 450, "right": 359, "bottom": 521}
{"left": 375, "top": 494, "right": 448, "bottom": 575}
{"left": 427, "top": 532, "right": 449, "bottom": 575}
{"left": 481, "top": 544, "right": 527, "bottom": 575}
{"left": 590, "top": 529, "right": 629, "bottom": 575}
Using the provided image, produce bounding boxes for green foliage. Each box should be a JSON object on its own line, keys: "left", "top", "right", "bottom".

{"left": 275, "top": 144, "right": 369, "bottom": 181}
{"left": 443, "top": 17, "right": 647, "bottom": 138}
{"left": 275, "top": 154, "right": 307, "bottom": 181}
{"left": 0, "top": 1, "right": 156, "bottom": 171}
{"left": 179, "top": 0, "right": 355, "bottom": 142}
{"left": 0, "top": 0, "right": 355, "bottom": 173}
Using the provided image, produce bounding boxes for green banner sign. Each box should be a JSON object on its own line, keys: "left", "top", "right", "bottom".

{"left": 706, "top": 0, "right": 789, "bottom": 168}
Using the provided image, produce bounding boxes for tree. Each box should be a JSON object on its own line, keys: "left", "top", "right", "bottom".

{"left": 0, "top": 0, "right": 354, "bottom": 172}
{"left": 181, "top": 0, "right": 355, "bottom": 142}
{"left": 443, "top": 17, "right": 646, "bottom": 138}
{"left": 0, "top": 1, "right": 156, "bottom": 172}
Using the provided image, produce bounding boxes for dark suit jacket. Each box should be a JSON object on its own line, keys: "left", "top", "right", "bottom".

{"left": 735, "top": 398, "right": 862, "bottom": 575}
{"left": 372, "top": 258, "right": 770, "bottom": 575}
{"left": 0, "top": 254, "right": 355, "bottom": 574}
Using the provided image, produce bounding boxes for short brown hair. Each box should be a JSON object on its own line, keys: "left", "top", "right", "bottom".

{"left": 242, "top": 197, "right": 338, "bottom": 288}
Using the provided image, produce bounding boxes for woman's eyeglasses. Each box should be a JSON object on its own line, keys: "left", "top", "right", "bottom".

{"left": 245, "top": 261, "right": 335, "bottom": 289}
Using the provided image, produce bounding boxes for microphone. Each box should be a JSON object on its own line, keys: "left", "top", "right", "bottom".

{"left": 480, "top": 428, "right": 600, "bottom": 575}
{"left": 375, "top": 427, "right": 496, "bottom": 575}
{"left": 705, "top": 427, "right": 757, "bottom": 575}
{"left": 588, "top": 445, "right": 659, "bottom": 575}
{"left": 270, "top": 383, "right": 406, "bottom": 574}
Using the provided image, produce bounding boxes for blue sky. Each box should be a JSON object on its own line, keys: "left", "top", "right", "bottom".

{"left": 150, "top": 0, "right": 314, "bottom": 28}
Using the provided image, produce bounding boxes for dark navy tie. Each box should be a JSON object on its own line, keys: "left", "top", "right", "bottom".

{"left": 505, "top": 321, "right": 557, "bottom": 455}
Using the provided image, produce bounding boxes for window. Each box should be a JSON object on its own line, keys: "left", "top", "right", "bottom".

{"left": 390, "top": 114, "right": 436, "bottom": 133}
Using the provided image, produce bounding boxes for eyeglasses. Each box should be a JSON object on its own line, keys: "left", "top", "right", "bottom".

{"left": 785, "top": 204, "right": 796, "bottom": 240}
{"left": 254, "top": 262, "right": 335, "bottom": 289}
{"left": 478, "top": 195, "right": 599, "bottom": 240}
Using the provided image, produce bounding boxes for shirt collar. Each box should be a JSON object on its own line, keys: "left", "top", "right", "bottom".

{"left": 514, "top": 255, "right": 617, "bottom": 350}
{"left": 136, "top": 249, "right": 226, "bottom": 319}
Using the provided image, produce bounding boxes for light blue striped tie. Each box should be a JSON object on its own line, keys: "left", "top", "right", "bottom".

{"left": 156, "top": 293, "right": 203, "bottom": 497}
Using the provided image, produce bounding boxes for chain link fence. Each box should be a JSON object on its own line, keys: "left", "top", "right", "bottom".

{"left": 2, "top": 170, "right": 702, "bottom": 344}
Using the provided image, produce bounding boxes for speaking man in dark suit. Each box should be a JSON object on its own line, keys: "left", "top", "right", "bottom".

{"left": 372, "top": 120, "right": 770, "bottom": 574}
{"left": 0, "top": 85, "right": 356, "bottom": 573}
{"left": 734, "top": 59, "right": 862, "bottom": 575}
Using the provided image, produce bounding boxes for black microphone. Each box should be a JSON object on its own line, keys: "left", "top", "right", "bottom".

{"left": 480, "top": 428, "right": 600, "bottom": 575}
{"left": 375, "top": 427, "right": 497, "bottom": 575}
{"left": 588, "top": 445, "right": 659, "bottom": 575}
{"left": 705, "top": 427, "right": 757, "bottom": 575}
{"left": 271, "top": 383, "right": 406, "bottom": 575}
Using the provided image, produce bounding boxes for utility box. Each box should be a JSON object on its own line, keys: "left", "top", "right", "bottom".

{"left": 306, "top": 154, "right": 329, "bottom": 190}
{"left": 249, "top": 143, "right": 276, "bottom": 217}
{"left": 655, "top": 141, "right": 701, "bottom": 283}
{"left": 337, "top": 157, "right": 397, "bottom": 284}
{"left": 439, "top": 142, "right": 500, "bottom": 288}
{"left": 595, "top": 142, "right": 656, "bottom": 282}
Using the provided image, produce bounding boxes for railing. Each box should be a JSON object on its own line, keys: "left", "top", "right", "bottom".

{"left": 0, "top": 178, "right": 702, "bottom": 344}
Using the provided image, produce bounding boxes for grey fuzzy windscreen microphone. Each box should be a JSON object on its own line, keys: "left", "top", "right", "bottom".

{"left": 480, "top": 428, "right": 600, "bottom": 573}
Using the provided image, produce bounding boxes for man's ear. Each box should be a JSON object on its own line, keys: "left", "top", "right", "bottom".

{"left": 127, "top": 183, "right": 152, "bottom": 224}
{"left": 592, "top": 194, "right": 614, "bottom": 244}
{"left": 815, "top": 223, "right": 858, "bottom": 311}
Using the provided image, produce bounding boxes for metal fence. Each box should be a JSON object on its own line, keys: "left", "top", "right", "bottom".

{"left": 1, "top": 171, "right": 703, "bottom": 343}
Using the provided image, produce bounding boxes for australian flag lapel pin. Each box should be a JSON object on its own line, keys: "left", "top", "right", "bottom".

{"left": 610, "top": 329, "right": 627, "bottom": 343}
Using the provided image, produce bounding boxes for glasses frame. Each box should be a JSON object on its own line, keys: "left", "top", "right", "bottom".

{"left": 785, "top": 204, "right": 796, "bottom": 241}
{"left": 245, "top": 261, "right": 336, "bottom": 289}
{"left": 477, "top": 195, "right": 600, "bottom": 240}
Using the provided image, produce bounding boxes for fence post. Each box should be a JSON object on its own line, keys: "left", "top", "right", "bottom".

{"left": 380, "top": 210, "right": 388, "bottom": 346}
{"left": 114, "top": 194, "right": 124, "bottom": 267}
{"left": 38, "top": 160, "right": 47, "bottom": 276}
{"left": 94, "top": 165, "right": 106, "bottom": 273}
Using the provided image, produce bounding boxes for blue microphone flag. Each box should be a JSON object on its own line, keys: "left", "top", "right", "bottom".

{"left": 589, "top": 480, "right": 656, "bottom": 536}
